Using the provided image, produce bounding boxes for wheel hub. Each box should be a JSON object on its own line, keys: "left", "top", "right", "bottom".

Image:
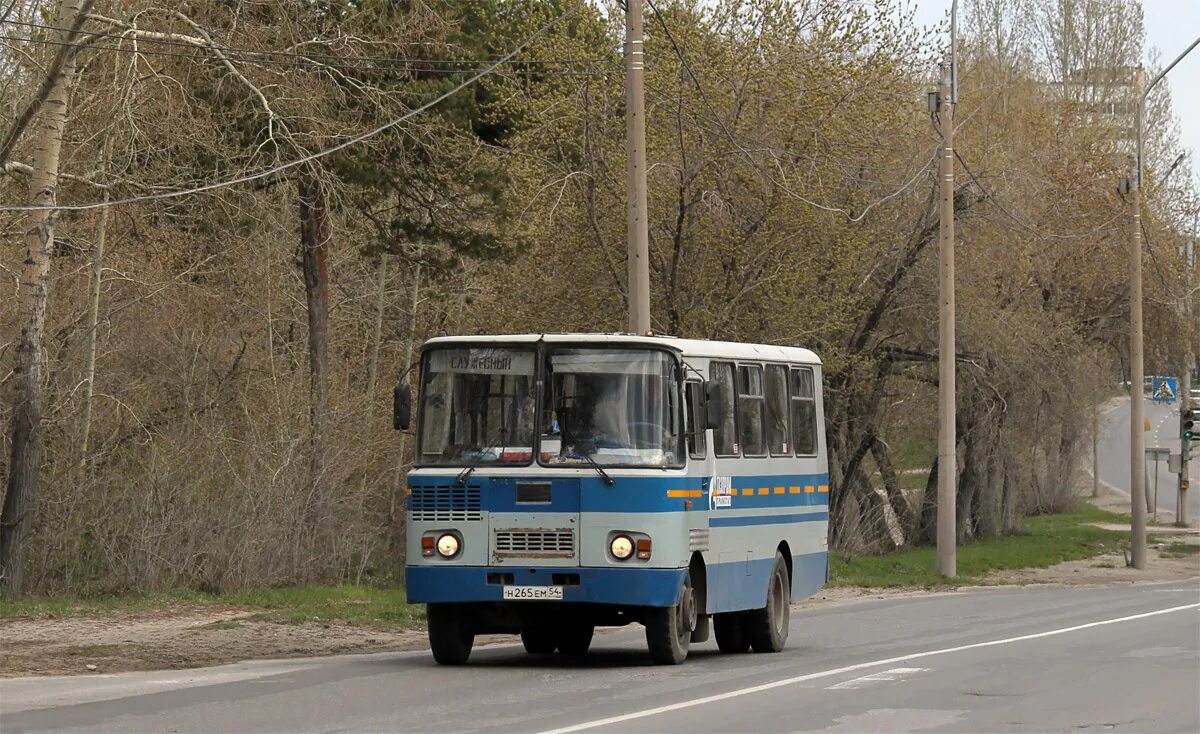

{"left": 679, "top": 586, "right": 696, "bottom": 632}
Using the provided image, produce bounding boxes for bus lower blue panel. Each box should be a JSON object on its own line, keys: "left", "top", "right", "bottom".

{"left": 406, "top": 565, "right": 687, "bottom": 607}
{"left": 706, "top": 551, "right": 828, "bottom": 614}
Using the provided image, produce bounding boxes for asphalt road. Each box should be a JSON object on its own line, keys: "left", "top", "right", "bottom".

{"left": 3, "top": 582, "right": 1198, "bottom": 733}
{"left": 1096, "top": 396, "right": 1200, "bottom": 519}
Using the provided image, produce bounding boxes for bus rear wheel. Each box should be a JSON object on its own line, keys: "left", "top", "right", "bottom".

{"left": 746, "top": 552, "right": 790, "bottom": 653}
{"left": 713, "top": 612, "right": 750, "bottom": 653}
{"left": 645, "top": 571, "right": 695, "bottom": 665}
{"left": 428, "top": 603, "right": 475, "bottom": 665}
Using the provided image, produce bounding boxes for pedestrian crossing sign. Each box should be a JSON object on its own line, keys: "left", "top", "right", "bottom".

{"left": 1152, "top": 377, "right": 1178, "bottom": 403}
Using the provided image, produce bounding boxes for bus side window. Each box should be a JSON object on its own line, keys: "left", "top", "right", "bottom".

{"left": 685, "top": 381, "right": 706, "bottom": 459}
{"left": 711, "top": 362, "right": 738, "bottom": 456}
{"left": 765, "top": 365, "right": 790, "bottom": 456}
{"left": 737, "top": 364, "right": 766, "bottom": 456}
{"left": 790, "top": 366, "right": 817, "bottom": 455}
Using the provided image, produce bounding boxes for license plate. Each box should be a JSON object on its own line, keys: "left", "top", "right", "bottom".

{"left": 502, "top": 585, "right": 564, "bottom": 601}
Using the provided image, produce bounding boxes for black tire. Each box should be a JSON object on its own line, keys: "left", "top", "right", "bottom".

{"left": 713, "top": 612, "right": 750, "bottom": 654}
{"left": 746, "top": 552, "right": 790, "bottom": 653}
{"left": 427, "top": 603, "right": 474, "bottom": 665}
{"left": 521, "top": 626, "right": 557, "bottom": 655}
{"left": 645, "top": 571, "right": 695, "bottom": 665}
{"left": 556, "top": 623, "right": 595, "bottom": 656}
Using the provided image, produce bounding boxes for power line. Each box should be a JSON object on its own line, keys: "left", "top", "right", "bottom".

{"left": 5, "top": 17, "right": 607, "bottom": 67}
{"left": 644, "top": 0, "right": 937, "bottom": 223}
{"left": 0, "top": 1, "right": 587, "bottom": 213}
{"left": 953, "top": 149, "right": 1122, "bottom": 242}
{"left": 0, "top": 31, "right": 603, "bottom": 76}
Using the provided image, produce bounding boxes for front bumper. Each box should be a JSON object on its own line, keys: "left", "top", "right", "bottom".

{"left": 406, "top": 565, "right": 687, "bottom": 607}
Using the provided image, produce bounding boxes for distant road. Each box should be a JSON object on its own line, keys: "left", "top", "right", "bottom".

{"left": 3, "top": 583, "right": 1198, "bottom": 733}
{"left": 1096, "top": 396, "right": 1200, "bottom": 519}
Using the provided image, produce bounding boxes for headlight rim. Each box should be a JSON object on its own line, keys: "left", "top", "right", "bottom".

{"left": 435, "top": 532, "right": 461, "bottom": 559}
{"left": 610, "top": 534, "right": 635, "bottom": 560}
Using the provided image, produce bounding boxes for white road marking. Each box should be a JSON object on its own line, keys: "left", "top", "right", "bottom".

{"left": 825, "top": 667, "right": 928, "bottom": 690}
{"left": 536, "top": 603, "right": 1200, "bottom": 734}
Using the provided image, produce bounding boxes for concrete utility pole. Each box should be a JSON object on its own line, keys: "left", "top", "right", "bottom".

{"left": 1128, "top": 147, "right": 1147, "bottom": 568}
{"left": 1180, "top": 367, "right": 1192, "bottom": 526}
{"left": 936, "top": 57, "right": 956, "bottom": 578}
{"left": 1127, "top": 34, "right": 1200, "bottom": 563}
{"left": 625, "top": 0, "right": 651, "bottom": 335}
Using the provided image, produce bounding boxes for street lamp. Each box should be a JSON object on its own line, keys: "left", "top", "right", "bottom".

{"left": 1128, "top": 34, "right": 1200, "bottom": 569}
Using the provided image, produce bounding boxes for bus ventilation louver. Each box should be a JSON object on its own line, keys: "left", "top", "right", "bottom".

{"left": 408, "top": 485, "right": 483, "bottom": 523}
{"left": 493, "top": 529, "right": 575, "bottom": 558}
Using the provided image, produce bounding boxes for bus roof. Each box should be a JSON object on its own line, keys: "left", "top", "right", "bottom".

{"left": 421, "top": 333, "right": 822, "bottom": 365}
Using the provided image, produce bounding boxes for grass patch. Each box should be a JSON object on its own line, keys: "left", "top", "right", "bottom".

{"left": 830, "top": 503, "right": 1133, "bottom": 588}
{"left": 0, "top": 585, "right": 424, "bottom": 631}
{"left": 1159, "top": 542, "right": 1200, "bottom": 559}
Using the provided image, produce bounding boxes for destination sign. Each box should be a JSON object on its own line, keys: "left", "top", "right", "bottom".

{"left": 428, "top": 348, "right": 534, "bottom": 375}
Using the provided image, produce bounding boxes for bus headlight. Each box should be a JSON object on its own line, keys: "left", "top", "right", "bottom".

{"left": 610, "top": 535, "right": 634, "bottom": 560}
{"left": 436, "top": 533, "right": 461, "bottom": 559}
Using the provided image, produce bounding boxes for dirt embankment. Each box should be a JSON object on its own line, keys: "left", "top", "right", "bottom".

{"left": 4, "top": 483, "right": 1196, "bottom": 678}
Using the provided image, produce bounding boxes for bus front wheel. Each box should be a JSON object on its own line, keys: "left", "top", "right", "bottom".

{"left": 521, "top": 626, "right": 557, "bottom": 654}
{"left": 556, "top": 623, "right": 595, "bottom": 656}
{"left": 645, "top": 571, "right": 695, "bottom": 665}
{"left": 428, "top": 603, "right": 474, "bottom": 665}
{"left": 746, "top": 552, "right": 790, "bottom": 653}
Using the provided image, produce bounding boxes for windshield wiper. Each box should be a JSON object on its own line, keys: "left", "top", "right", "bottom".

{"left": 575, "top": 451, "right": 615, "bottom": 486}
{"left": 453, "top": 446, "right": 487, "bottom": 486}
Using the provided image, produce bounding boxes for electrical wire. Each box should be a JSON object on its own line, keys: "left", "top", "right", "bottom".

{"left": 0, "top": 0, "right": 587, "bottom": 213}
{"left": 5, "top": 17, "right": 606, "bottom": 67}
{"left": 0, "top": 32, "right": 602, "bottom": 76}
{"left": 644, "top": 0, "right": 937, "bottom": 223}
{"left": 952, "top": 149, "right": 1123, "bottom": 242}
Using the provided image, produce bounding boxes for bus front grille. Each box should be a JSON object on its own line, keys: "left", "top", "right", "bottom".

{"left": 493, "top": 529, "right": 575, "bottom": 558}
{"left": 408, "top": 485, "right": 482, "bottom": 523}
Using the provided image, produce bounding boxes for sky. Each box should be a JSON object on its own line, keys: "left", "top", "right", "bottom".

{"left": 907, "top": 0, "right": 1200, "bottom": 189}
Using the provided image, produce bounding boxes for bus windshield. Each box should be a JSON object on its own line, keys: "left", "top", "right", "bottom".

{"left": 541, "top": 348, "right": 681, "bottom": 468}
{"left": 418, "top": 347, "right": 536, "bottom": 465}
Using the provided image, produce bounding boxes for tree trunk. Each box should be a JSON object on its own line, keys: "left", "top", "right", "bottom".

{"left": 871, "top": 435, "right": 910, "bottom": 535}
{"left": 0, "top": 0, "right": 85, "bottom": 593}
{"left": 298, "top": 162, "right": 332, "bottom": 535}
{"left": 915, "top": 456, "right": 939, "bottom": 546}
{"left": 78, "top": 171, "right": 109, "bottom": 472}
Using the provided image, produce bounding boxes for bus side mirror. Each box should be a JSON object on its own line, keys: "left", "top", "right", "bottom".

{"left": 393, "top": 382, "right": 412, "bottom": 431}
{"left": 704, "top": 380, "right": 723, "bottom": 430}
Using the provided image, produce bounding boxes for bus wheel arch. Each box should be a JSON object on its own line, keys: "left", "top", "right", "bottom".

{"left": 688, "top": 552, "right": 710, "bottom": 643}
{"left": 777, "top": 541, "right": 794, "bottom": 592}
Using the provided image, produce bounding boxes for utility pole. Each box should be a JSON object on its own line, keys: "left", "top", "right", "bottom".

{"left": 1180, "top": 368, "right": 1191, "bottom": 526}
{"left": 625, "top": 0, "right": 651, "bottom": 335}
{"left": 1125, "top": 34, "right": 1200, "bottom": 564}
{"left": 936, "top": 57, "right": 956, "bottom": 578}
{"left": 1092, "top": 403, "right": 1100, "bottom": 498}
{"left": 1127, "top": 146, "right": 1147, "bottom": 569}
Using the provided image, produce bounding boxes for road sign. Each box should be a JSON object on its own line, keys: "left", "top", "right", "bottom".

{"left": 1152, "top": 376, "right": 1178, "bottom": 403}
{"left": 1168, "top": 453, "right": 1181, "bottom": 473}
{"left": 1146, "top": 447, "right": 1170, "bottom": 461}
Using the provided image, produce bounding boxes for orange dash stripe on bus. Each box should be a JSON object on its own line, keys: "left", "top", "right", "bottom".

{"left": 789, "top": 486, "right": 802, "bottom": 494}
{"left": 667, "top": 489, "right": 702, "bottom": 498}
{"left": 758, "top": 488, "right": 770, "bottom": 495}
{"left": 818, "top": 485, "right": 829, "bottom": 493}
{"left": 805, "top": 485, "right": 816, "bottom": 493}
{"left": 742, "top": 488, "right": 754, "bottom": 496}
{"left": 774, "top": 487, "right": 786, "bottom": 494}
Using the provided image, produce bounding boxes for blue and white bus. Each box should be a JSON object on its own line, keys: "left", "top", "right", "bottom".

{"left": 393, "top": 334, "right": 829, "bottom": 665}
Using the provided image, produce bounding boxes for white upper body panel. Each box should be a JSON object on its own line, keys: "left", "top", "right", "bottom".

{"left": 421, "top": 333, "right": 821, "bottom": 365}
